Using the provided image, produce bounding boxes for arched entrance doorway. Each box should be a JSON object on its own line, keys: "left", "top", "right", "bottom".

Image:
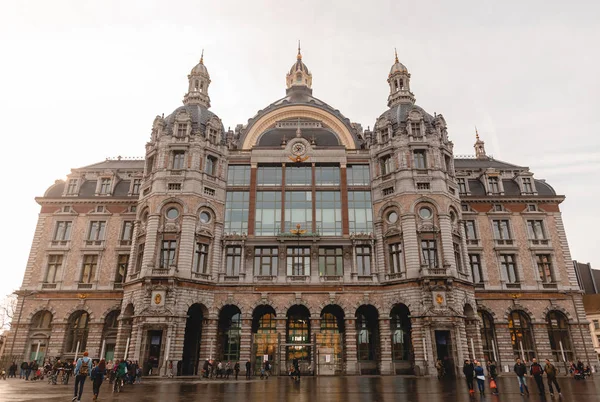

{"left": 217, "top": 305, "right": 242, "bottom": 362}
{"left": 546, "top": 311, "right": 573, "bottom": 368}
{"left": 390, "top": 304, "right": 413, "bottom": 374}
{"left": 317, "top": 305, "right": 345, "bottom": 375}
{"left": 65, "top": 311, "right": 89, "bottom": 358}
{"left": 252, "top": 305, "right": 277, "bottom": 375}
{"left": 508, "top": 310, "right": 536, "bottom": 362}
{"left": 28, "top": 311, "right": 52, "bottom": 364}
{"left": 356, "top": 304, "right": 379, "bottom": 374}
{"left": 286, "top": 305, "right": 311, "bottom": 374}
{"left": 181, "top": 304, "right": 205, "bottom": 375}
{"left": 478, "top": 310, "right": 499, "bottom": 364}
{"left": 101, "top": 310, "right": 119, "bottom": 362}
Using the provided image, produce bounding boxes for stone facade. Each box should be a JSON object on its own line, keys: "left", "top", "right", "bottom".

{"left": 3, "top": 48, "right": 596, "bottom": 376}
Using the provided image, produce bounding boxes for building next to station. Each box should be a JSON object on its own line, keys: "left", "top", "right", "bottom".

{"left": 3, "top": 46, "right": 596, "bottom": 376}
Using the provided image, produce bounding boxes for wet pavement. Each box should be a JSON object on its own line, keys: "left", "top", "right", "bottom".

{"left": 0, "top": 375, "right": 599, "bottom": 402}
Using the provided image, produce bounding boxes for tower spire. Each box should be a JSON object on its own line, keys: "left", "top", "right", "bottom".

{"left": 474, "top": 126, "right": 487, "bottom": 159}
{"left": 475, "top": 126, "right": 480, "bottom": 140}
{"left": 394, "top": 48, "right": 399, "bottom": 63}
{"left": 297, "top": 40, "right": 302, "bottom": 60}
{"left": 200, "top": 49, "right": 204, "bottom": 64}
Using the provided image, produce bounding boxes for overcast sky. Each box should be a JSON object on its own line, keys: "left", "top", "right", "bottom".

{"left": 0, "top": 0, "right": 598, "bottom": 300}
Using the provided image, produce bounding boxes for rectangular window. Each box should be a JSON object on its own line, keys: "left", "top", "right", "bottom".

{"left": 316, "top": 191, "right": 342, "bottom": 236}
{"left": 381, "top": 129, "right": 389, "bottom": 143}
{"left": 454, "top": 242, "right": 463, "bottom": 272}
{"left": 257, "top": 166, "right": 283, "bottom": 186}
{"left": 469, "top": 254, "right": 483, "bottom": 284}
{"left": 208, "top": 129, "right": 217, "bottom": 144}
{"left": 45, "top": 255, "right": 63, "bottom": 283}
{"left": 54, "top": 221, "right": 72, "bottom": 241}
{"left": 135, "top": 243, "right": 144, "bottom": 272}
{"left": 457, "top": 178, "right": 467, "bottom": 194}
{"left": 81, "top": 255, "right": 98, "bottom": 283}
{"left": 172, "top": 151, "right": 185, "bottom": 170}
{"left": 193, "top": 242, "right": 209, "bottom": 274}
{"left": 488, "top": 177, "right": 500, "bottom": 194}
{"left": 255, "top": 191, "right": 282, "bottom": 236}
{"left": 492, "top": 220, "right": 512, "bottom": 241}
{"left": 285, "top": 165, "right": 312, "bottom": 186}
{"left": 527, "top": 220, "right": 546, "bottom": 240}
{"left": 463, "top": 220, "right": 477, "bottom": 240}
{"left": 205, "top": 155, "right": 217, "bottom": 175}
{"left": 284, "top": 191, "right": 312, "bottom": 233}
{"left": 389, "top": 243, "right": 403, "bottom": 274}
{"left": 87, "top": 221, "right": 106, "bottom": 241}
{"left": 380, "top": 155, "right": 394, "bottom": 175}
{"left": 594, "top": 320, "right": 600, "bottom": 330}
{"left": 227, "top": 165, "right": 251, "bottom": 186}
{"left": 176, "top": 123, "right": 187, "bottom": 137}
{"left": 99, "top": 178, "right": 111, "bottom": 194}
{"left": 348, "top": 191, "right": 373, "bottom": 234}
{"left": 411, "top": 121, "right": 421, "bottom": 136}
{"left": 224, "top": 191, "right": 249, "bottom": 234}
{"left": 168, "top": 183, "right": 182, "bottom": 191}
{"left": 131, "top": 179, "right": 141, "bottom": 195}
{"left": 121, "top": 221, "right": 134, "bottom": 241}
{"left": 413, "top": 150, "right": 427, "bottom": 170}
{"left": 115, "top": 254, "right": 129, "bottom": 284}
{"left": 383, "top": 187, "right": 394, "bottom": 196}
{"left": 66, "top": 179, "right": 78, "bottom": 194}
{"left": 417, "top": 182, "right": 430, "bottom": 190}
{"left": 537, "top": 254, "right": 554, "bottom": 283}
{"left": 522, "top": 177, "right": 533, "bottom": 193}
{"left": 203, "top": 187, "right": 215, "bottom": 196}
{"left": 421, "top": 240, "right": 438, "bottom": 268}
{"left": 286, "top": 247, "right": 310, "bottom": 276}
{"left": 225, "top": 246, "right": 242, "bottom": 276}
{"left": 160, "top": 240, "right": 177, "bottom": 268}
{"left": 527, "top": 204, "right": 537, "bottom": 212}
{"left": 500, "top": 254, "right": 518, "bottom": 283}
{"left": 356, "top": 246, "right": 371, "bottom": 276}
{"left": 319, "top": 247, "right": 343, "bottom": 276}
{"left": 315, "top": 166, "right": 340, "bottom": 186}
{"left": 254, "top": 247, "right": 278, "bottom": 276}
{"left": 347, "top": 165, "right": 370, "bottom": 186}
{"left": 493, "top": 204, "right": 504, "bottom": 212}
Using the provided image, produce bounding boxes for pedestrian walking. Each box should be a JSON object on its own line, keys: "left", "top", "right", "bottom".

{"left": 530, "top": 358, "right": 545, "bottom": 395}
{"left": 544, "top": 359, "right": 562, "bottom": 397}
{"left": 234, "top": 361, "right": 240, "bottom": 380}
{"left": 514, "top": 358, "right": 530, "bottom": 396}
{"left": 474, "top": 362, "right": 485, "bottom": 395}
{"left": 20, "top": 361, "right": 27, "bottom": 379}
{"left": 245, "top": 360, "right": 251, "bottom": 379}
{"left": 488, "top": 360, "right": 499, "bottom": 395}
{"left": 435, "top": 359, "right": 445, "bottom": 379}
{"left": 463, "top": 359, "right": 475, "bottom": 394}
{"left": 72, "top": 351, "right": 91, "bottom": 402}
{"left": 91, "top": 359, "right": 106, "bottom": 401}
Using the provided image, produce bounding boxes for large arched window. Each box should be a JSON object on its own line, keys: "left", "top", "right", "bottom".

{"left": 218, "top": 305, "right": 242, "bottom": 361}
{"left": 252, "top": 305, "right": 277, "bottom": 373}
{"left": 478, "top": 311, "right": 497, "bottom": 362}
{"left": 31, "top": 311, "right": 53, "bottom": 329}
{"left": 102, "top": 310, "right": 120, "bottom": 361}
{"left": 546, "top": 311, "right": 573, "bottom": 363}
{"left": 390, "top": 304, "right": 411, "bottom": 361}
{"left": 286, "top": 305, "right": 311, "bottom": 363}
{"left": 66, "top": 311, "right": 90, "bottom": 353}
{"left": 508, "top": 310, "right": 536, "bottom": 362}
{"left": 356, "top": 305, "right": 379, "bottom": 362}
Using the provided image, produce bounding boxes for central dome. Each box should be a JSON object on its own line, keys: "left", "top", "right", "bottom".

{"left": 286, "top": 43, "right": 312, "bottom": 90}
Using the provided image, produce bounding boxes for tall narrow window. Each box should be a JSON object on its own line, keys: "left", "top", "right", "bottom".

{"left": 469, "top": 254, "right": 483, "bottom": 284}
{"left": 537, "top": 254, "right": 554, "bottom": 283}
{"left": 348, "top": 191, "right": 373, "bottom": 234}
{"left": 389, "top": 243, "right": 403, "bottom": 274}
{"left": 500, "top": 254, "right": 518, "bottom": 284}
{"left": 492, "top": 220, "right": 512, "bottom": 242}
{"left": 172, "top": 151, "right": 185, "bottom": 170}
{"left": 546, "top": 311, "right": 573, "bottom": 362}
{"left": 115, "top": 254, "right": 129, "bottom": 284}
{"left": 380, "top": 155, "right": 394, "bottom": 175}
{"left": 131, "top": 179, "right": 142, "bottom": 195}
{"left": 225, "top": 246, "right": 242, "bottom": 276}
{"left": 421, "top": 240, "right": 438, "bottom": 268}
{"left": 224, "top": 191, "right": 249, "bottom": 234}
{"left": 381, "top": 129, "right": 389, "bottom": 143}
{"left": 457, "top": 178, "right": 467, "bottom": 194}
{"left": 527, "top": 220, "right": 546, "bottom": 240}
{"left": 130, "top": 244, "right": 143, "bottom": 274}
{"left": 356, "top": 246, "right": 371, "bottom": 276}
{"left": 413, "top": 150, "right": 427, "bottom": 169}
{"left": 87, "top": 221, "right": 106, "bottom": 241}
{"left": 315, "top": 191, "right": 342, "bottom": 236}
{"left": 522, "top": 177, "right": 533, "bottom": 193}
{"left": 508, "top": 311, "right": 535, "bottom": 361}
{"left": 209, "top": 129, "right": 218, "bottom": 144}
{"left": 454, "top": 242, "right": 463, "bottom": 272}
{"left": 121, "top": 221, "right": 134, "bottom": 242}
{"left": 45, "top": 255, "right": 63, "bottom": 283}
{"left": 463, "top": 220, "right": 477, "bottom": 242}
{"left": 160, "top": 240, "right": 177, "bottom": 268}
{"left": 193, "top": 242, "right": 209, "bottom": 274}
{"left": 479, "top": 311, "right": 497, "bottom": 363}
{"left": 54, "top": 221, "right": 72, "bottom": 241}
{"left": 286, "top": 247, "right": 310, "bottom": 276}
{"left": 319, "top": 247, "right": 343, "bottom": 276}
{"left": 99, "top": 178, "right": 112, "bottom": 194}
{"left": 410, "top": 121, "right": 421, "bottom": 136}
{"left": 66, "top": 179, "right": 78, "bottom": 194}
{"left": 81, "top": 255, "right": 98, "bottom": 283}
{"left": 488, "top": 177, "right": 500, "bottom": 194}
{"left": 176, "top": 123, "right": 187, "bottom": 137}
{"left": 254, "top": 247, "right": 278, "bottom": 276}
{"left": 284, "top": 191, "right": 312, "bottom": 233}
{"left": 255, "top": 191, "right": 282, "bottom": 236}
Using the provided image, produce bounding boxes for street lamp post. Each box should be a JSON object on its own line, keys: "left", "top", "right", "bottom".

{"left": 8, "top": 290, "right": 37, "bottom": 360}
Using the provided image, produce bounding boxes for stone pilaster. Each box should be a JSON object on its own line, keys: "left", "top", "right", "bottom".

{"left": 200, "top": 318, "right": 218, "bottom": 361}
{"left": 141, "top": 215, "right": 160, "bottom": 276}
{"left": 177, "top": 214, "right": 196, "bottom": 277}
{"left": 345, "top": 318, "right": 358, "bottom": 374}
{"left": 379, "top": 317, "right": 393, "bottom": 374}
{"left": 438, "top": 214, "right": 457, "bottom": 276}
{"left": 276, "top": 317, "right": 286, "bottom": 375}
{"left": 239, "top": 318, "right": 252, "bottom": 367}
{"left": 401, "top": 214, "right": 420, "bottom": 279}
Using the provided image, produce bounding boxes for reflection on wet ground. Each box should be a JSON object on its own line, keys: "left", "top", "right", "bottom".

{"left": 1, "top": 375, "right": 599, "bottom": 402}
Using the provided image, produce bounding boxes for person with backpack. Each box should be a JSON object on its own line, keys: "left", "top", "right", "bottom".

{"left": 514, "top": 358, "right": 530, "bottom": 396}
{"left": 544, "top": 359, "right": 562, "bottom": 397}
{"left": 91, "top": 359, "right": 106, "bottom": 401}
{"left": 72, "top": 351, "right": 91, "bottom": 402}
{"left": 529, "top": 358, "right": 545, "bottom": 396}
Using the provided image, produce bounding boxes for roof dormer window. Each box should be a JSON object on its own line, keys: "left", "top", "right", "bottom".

{"left": 66, "top": 179, "right": 78, "bottom": 195}
{"left": 99, "top": 178, "right": 112, "bottom": 195}
{"left": 522, "top": 177, "right": 534, "bottom": 194}
{"left": 176, "top": 123, "right": 187, "bottom": 137}
{"left": 411, "top": 122, "right": 421, "bottom": 137}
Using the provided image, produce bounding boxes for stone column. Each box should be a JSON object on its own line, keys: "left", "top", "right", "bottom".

{"left": 239, "top": 317, "right": 252, "bottom": 368}
{"left": 211, "top": 222, "right": 224, "bottom": 280}
{"left": 379, "top": 317, "right": 393, "bottom": 375}
{"left": 141, "top": 215, "right": 160, "bottom": 276}
{"left": 276, "top": 317, "right": 286, "bottom": 375}
{"left": 114, "top": 315, "right": 133, "bottom": 361}
{"left": 373, "top": 222, "right": 386, "bottom": 281}
{"left": 200, "top": 318, "right": 218, "bottom": 361}
{"left": 311, "top": 316, "right": 320, "bottom": 373}
{"left": 177, "top": 214, "right": 197, "bottom": 278}
{"left": 345, "top": 317, "right": 358, "bottom": 374}
{"left": 401, "top": 214, "right": 420, "bottom": 279}
{"left": 494, "top": 322, "right": 514, "bottom": 373}
{"left": 438, "top": 214, "right": 457, "bottom": 276}
{"left": 410, "top": 319, "right": 430, "bottom": 376}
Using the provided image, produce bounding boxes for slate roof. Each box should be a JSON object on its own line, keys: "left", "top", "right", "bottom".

{"left": 454, "top": 157, "right": 525, "bottom": 170}
{"left": 78, "top": 160, "right": 145, "bottom": 170}
{"left": 164, "top": 104, "right": 224, "bottom": 134}
{"left": 257, "top": 127, "right": 340, "bottom": 147}
{"left": 377, "top": 103, "right": 435, "bottom": 127}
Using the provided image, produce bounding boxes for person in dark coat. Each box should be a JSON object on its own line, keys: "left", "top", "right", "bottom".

{"left": 91, "top": 359, "right": 106, "bottom": 401}
{"left": 514, "top": 358, "right": 530, "bottom": 395}
{"left": 488, "top": 360, "right": 499, "bottom": 395}
{"left": 544, "top": 359, "right": 561, "bottom": 397}
{"left": 234, "top": 361, "right": 240, "bottom": 380}
{"left": 202, "top": 360, "right": 210, "bottom": 378}
{"left": 529, "top": 358, "right": 545, "bottom": 395}
{"left": 245, "top": 360, "right": 251, "bottom": 379}
{"left": 463, "top": 359, "right": 475, "bottom": 394}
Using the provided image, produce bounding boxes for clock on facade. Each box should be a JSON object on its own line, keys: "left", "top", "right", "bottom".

{"left": 291, "top": 142, "right": 306, "bottom": 156}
